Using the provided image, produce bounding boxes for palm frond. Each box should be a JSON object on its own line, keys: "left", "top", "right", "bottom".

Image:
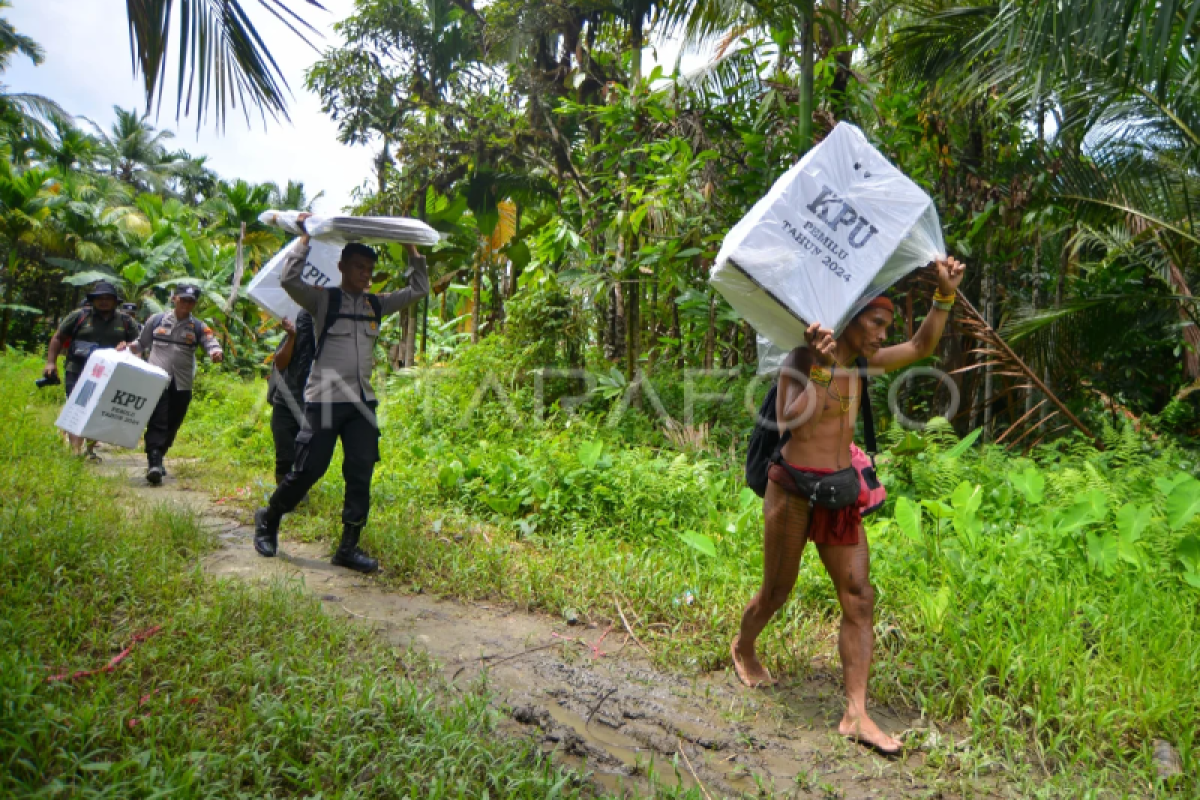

{"left": 124, "top": 0, "right": 327, "bottom": 128}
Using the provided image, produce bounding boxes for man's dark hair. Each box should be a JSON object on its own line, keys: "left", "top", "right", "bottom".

{"left": 341, "top": 242, "right": 378, "bottom": 263}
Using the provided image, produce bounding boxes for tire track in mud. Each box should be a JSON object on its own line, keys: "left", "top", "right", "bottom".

{"left": 98, "top": 449, "right": 1010, "bottom": 798}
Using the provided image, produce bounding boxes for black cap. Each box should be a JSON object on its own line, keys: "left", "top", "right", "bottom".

{"left": 174, "top": 285, "right": 201, "bottom": 300}
{"left": 120, "top": 303, "right": 138, "bottom": 312}
{"left": 86, "top": 281, "right": 121, "bottom": 300}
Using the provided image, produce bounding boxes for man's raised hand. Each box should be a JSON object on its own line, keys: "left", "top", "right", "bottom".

{"left": 280, "top": 316, "right": 296, "bottom": 337}
{"left": 935, "top": 256, "right": 966, "bottom": 295}
{"left": 804, "top": 321, "right": 836, "bottom": 365}
{"left": 296, "top": 211, "right": 313, "bottom": 244}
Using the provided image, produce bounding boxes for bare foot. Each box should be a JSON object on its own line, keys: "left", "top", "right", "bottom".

{"left": 839, "top": 713, "right": 903, "bottom": 756}
{"left": 730, "top": 635, "right": 777, "bottom": 688}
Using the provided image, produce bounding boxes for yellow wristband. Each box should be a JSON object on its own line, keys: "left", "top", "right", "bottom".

{"left": 933, "top": 289, "right": 957, "bottom": 303}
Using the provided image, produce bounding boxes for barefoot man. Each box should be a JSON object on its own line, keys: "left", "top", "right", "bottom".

{"left": 731, "top": 257, "right": 967, "bottom": 756}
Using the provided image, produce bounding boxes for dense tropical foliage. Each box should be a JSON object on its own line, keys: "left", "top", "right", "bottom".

{"left": 3, "top": 0, "right": 1200, "bottom": 792}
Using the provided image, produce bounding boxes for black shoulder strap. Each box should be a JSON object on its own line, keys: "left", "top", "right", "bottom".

{"left": 314, "top": 287, "right": 344, "bottom": 362}
{"left": 856, "top": 356, "right": 877, "bottom": 455}
{"left": 367, "top": 293, "right": 382, "bottom": 321}
{"left": 69, "top": 309, "right": 91, "bottom": 339}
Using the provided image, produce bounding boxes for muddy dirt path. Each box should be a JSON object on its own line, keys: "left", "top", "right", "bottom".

{"left": 99, "top": 449, "right": 1006, "bottom": 798}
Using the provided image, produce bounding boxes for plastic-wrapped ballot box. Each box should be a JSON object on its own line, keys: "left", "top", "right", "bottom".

{"left": 247, "top": 239, "right": 343, "bottom": 321}
{"left": 56, "top": 349, "right": 169, "bottom": 448}
{"left": 712, "top": 122, "right": 945, "bottom": 347}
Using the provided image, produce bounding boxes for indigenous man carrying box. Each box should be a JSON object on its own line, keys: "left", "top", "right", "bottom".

{"left": 134, "top": 284, "right": 224, "bottom": 484}
{"left": 253, "top": 212, "right": 429, "bottom": 574}
{"left": 731, "top": 257, "right": 966, "bottom": 757}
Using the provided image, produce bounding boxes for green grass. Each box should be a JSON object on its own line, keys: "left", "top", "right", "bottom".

{"left": 0, "top": 353, "right": 624, "bottom": 798}
{"left": 167, "top": 338, "right": 1200, "bottom": 796}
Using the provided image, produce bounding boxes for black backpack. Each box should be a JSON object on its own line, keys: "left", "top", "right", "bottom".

{"left": 745, "top": 356, "right": 877, "bottom": 497}
{"left": 313, "top": 287, "right": 383, "bottom": 361}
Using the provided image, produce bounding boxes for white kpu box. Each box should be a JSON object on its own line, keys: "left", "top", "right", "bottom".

{"left": 56, "top": 349, "right": 169, "bottom": 448}
{"left": 247, "top": 239, "right": 343, "bottom": 321}
{"left": 711, "top": 122, "right": 945, "bottom": 346}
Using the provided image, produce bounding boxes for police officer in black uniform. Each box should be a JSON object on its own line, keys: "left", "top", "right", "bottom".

{"left": 269, "top": 310, "right": 315, "bottom": 489}
{"left": 254, "top": 213, "right": 429, "bottom": 573}
{"left": 43, "top": 281, "right": 139, "bottom": 459}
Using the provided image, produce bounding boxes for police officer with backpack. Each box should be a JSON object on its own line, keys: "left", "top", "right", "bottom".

{"left": 133, "top": 284, "right": 223, "bottom": 484}
{"left": 42, "top": 281, "right": 140, "bottom": 460}
{"left": 253, "top": 213, "right": 429, "bottom": 573}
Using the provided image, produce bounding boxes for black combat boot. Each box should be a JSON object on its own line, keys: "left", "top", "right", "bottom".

{"left": 331, "top": 523, "right": 378, "bottom": 574}
{"left": 146, "top": 449, "right": 165, "bottom": 485}
{"left": 253, "top": 506, "right": 282, "bottom": 557}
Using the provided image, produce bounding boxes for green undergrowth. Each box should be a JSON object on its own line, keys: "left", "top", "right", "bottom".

{"left": 0, "top": 354, "right": 657, "bottom": 799}
{"left": 167, "top": 340, "right": 1197, "bottom": 795}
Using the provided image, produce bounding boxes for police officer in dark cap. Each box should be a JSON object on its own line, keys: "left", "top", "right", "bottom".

{"left": 43, "top": 280, "right": 139, "bottom": 460}
{"left": 254, "top": 213, "right": 428, "bottom": 573}
{"left": 133, "top": 284, "right": 224, "bottom": 484}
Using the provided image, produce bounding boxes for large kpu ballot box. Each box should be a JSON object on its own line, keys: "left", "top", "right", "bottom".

{"left": 56, "top": 349, "right": 169, "bottom": 448}
{"left": 711, "top": 122, "right": 945, "bottom": 346}
{"left": 247, "top": 239, "right": 343, "bottom": 321}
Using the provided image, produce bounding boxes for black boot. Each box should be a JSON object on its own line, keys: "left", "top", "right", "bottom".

{"left": 331, "top": 523, "right": 378, "bottom": 574}
{"left": 146, "top": 449, "right": 165, "bottom": 485}
{"left": 254, "top": 507, "right": 281, "bottom": 558}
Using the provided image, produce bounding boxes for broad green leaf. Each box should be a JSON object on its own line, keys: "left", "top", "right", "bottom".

{"left": 1115, "top": 503, "right": 1151, "bottom": 541}
{"left": 1115, "top": 503, "right": 1150, "bottom": 567}
{"left": 893, "top": 431, "right": 927, "bottom": 455}
{"left": 578, "top": 440, "right": 603, "bottom": 469}
{"left": 1081, "top": 489, "right": 1108, "bottom": 520}
{"left": 1086, "top": 531, "right": 1119, "bottom": 576}
{"left": 1183, "top": 571, "right": 1200, "bottom": 590}
{"left": 1177, "top": 535, "right": 1200, "bottom": 573}
{"left": 895, "top": 497, "right": 923, "bottom": 544}
{"left": 1010, "top": 467, "right": 1045, "bottom": 504}
{"left": 1155, "top": 473, "right": 1191, "bottom": 497}
{"left": 950, "top": 482, "right": 983, "bottom": 515}
{"left": 944, "top": 428, "right": 982, "bottom": 459}
{"left": 531, "top": 478, "right": 550, "bottom": 501}
{"left": 679, "top": 530, "right": 716, "bottom": 558}
{"left": 1166, "top": 477, "right": 1200, "bottom": 530}
{"left": 1058, "top": 502, "right": 1100, "bottom": 532}
{"left": 921, "top": 499, "right": 954, "bottom": 520}
{"left": 122, "top": 261, "right": 148, "bottom": 287}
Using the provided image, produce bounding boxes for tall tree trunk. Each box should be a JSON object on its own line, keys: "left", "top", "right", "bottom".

{"left": 0, "top": 279, "right": 12, "bottom": 352}
{"left": 625, "top": 276, "right": 640, "bottom": 383}
{"left": 612, "top": 283, "right": 626, "bottom": 362}
{"left": 1168, "top": 261, "right": 1200, "bottom": 379}
{"left": 797, "top": 0, "right": 815, "bottom": 152}
{"left": 670, "top": 288, "right": 682, "bottom": 368}
{"left": 982, "top": 261, "right": 995, "bottom": 440}
{"left": 472, "top": 240, "right": 483, "bottom": 344}
{"left": 742, "top": 320, "right": 756, "bottom": 365}
{"left": 703, "top": 294, "right": 716, "bottom": 370}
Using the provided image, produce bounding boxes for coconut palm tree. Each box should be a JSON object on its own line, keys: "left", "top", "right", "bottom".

{"left": 88, "top": 107, "right": 182, "bottom": 194}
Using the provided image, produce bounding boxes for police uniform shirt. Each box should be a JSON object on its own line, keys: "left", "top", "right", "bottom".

{"left": 280, "top": 240, "right": 429, "bottom": 404}
{"left": 56, "top": 309, "right": 139, "bottom": 373}
{"left": 137, "top": 311, "right": 223, "bottom": 391}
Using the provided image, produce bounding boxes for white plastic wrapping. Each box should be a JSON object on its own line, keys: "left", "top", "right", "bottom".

{"left": 56, "top": 349, "right": 170, "bottom": 448}
{"left": 712, "top": 122, "right": 945, "bottom": 348}
{"left": 756, "top": 335, "right": 790, "bottom": 376}
{"left": 258, "top": 210, "right": 441, "bottom": 247}
{"left": 247, "top": 238, "right": 343, "bottom": 321}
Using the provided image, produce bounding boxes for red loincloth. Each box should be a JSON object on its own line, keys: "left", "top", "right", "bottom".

{"left": 766, "top": 462, "right": 865, "bottom": 546}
